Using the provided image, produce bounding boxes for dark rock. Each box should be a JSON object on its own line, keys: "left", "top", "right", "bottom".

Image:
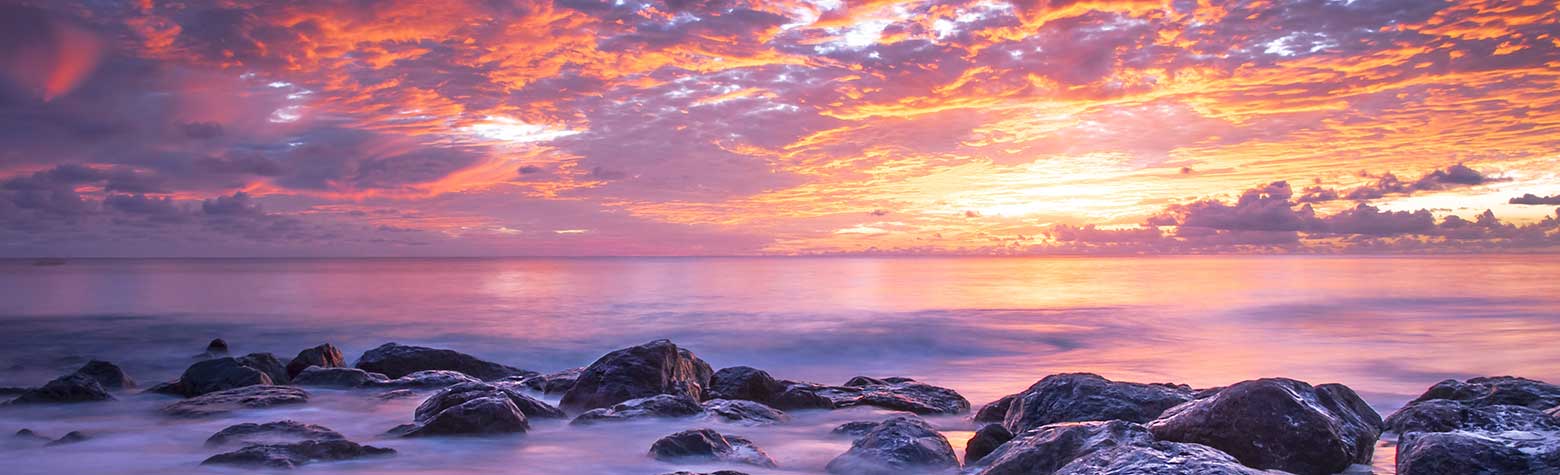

{"left": 1147, "top": 378, "right": 1382, "bottom": 475}
{"left": 202, "top": 439, "right": 394, "bottom": 469}
{"left": 844, "top": 376, "right": 915, "bottom": 387}
{"left": 44, "top": 431, "right": 89, "bottom": 446}
{"left": 973, "top": 394, "right": 1015, "bottom": 423}
{"left": 285, "top": 344, "right": 345, "bottom": 379}
{"left": 970, "top": 420, "right": 1270, "bottom": 475}
{"left": 708, "top": 366, "right": 786, "bottom": 403}
{"left": 161, "top": 385, "right": 309, "bottom": 418}
{"left": 73, "top": 360, "right": 135, "bottom": 390}
{"left": 701, "top": 399, "right": 788, "bottom": 425}
{"left": 377, "top": 389, "right": 417, "bottom": 400}
{"left": 571, "top": 394, "right": 704, "bottom": 425}
{"left": 513, "top": 367, "right": 583, "bottom": 396}
{"left": 373, "top": 369, "right": 482, "bottom": 388}
{"left": 1003, "top": 373, "right": 1192, "bottom": 433}
{"left": 201, "top": 338, "right": 230, "bottom": 358}
{"left": 205, "top": 420, "right": 345, "bottom": 447}
{"left": 825, "top": 416, "right": 958, "bottom": 475}
{"left": 353, "top": 342, "right": 530, "bottom": 380}
{"left": 648, "top": 428, "right": 777, "bottom": 467}
{"left": 413, "top": 382, "right": 565, "bottom": 422}
{"left": 1396, "top": 431, "right": 1533, "bottom": 475}
{"left": 394, "top": 393, "right": 527, "bottom": 437}
{"left": 0, "top": 386, "right": 27, "bottom": 395}
{"left": 964, "top": 424, "right": 1012, "bottom": 465}
{"left": 772, "top": 379, "right": 969, "bottom": 415}
{"left": 1386, "top": 399, "right": 1558, "bottom": 434}
{"left": 1386, "top": 376, "right": 1560, "bottom": 474}
{"left": 559, "top": 339, "right": 714, "bottom": 412}
{"left": 833, "top": 421, "right": 882, "bottom": 437}
{"left": 769, "top": 382, "right": 838, "bottom": 410}
{"left": 152, "top": 357, "right": 276, "bottom": 397}
{"left": 292, "top": 367, "right": 390, "bottom": 388}
{"left": 236, "top": 353, "right": 291, "bottom": 385}
{"left": 7, "top": 373, "right": 114, "bottom": 404}
{"left": 1411, "top": 376, "right": 1560, "bottom": 410}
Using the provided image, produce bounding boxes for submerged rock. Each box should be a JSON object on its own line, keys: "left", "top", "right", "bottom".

{"left": 413, "top": 382, "right": 565, "bottom": 422}
{"left": 825, "top": 416, "right": 958, "bottom": 475}
{"left": 292, "top": 367, "right": 390, "bottom": 388}
{"left": 1003, "top": 373, "right": 1192, "bottom": 433}
{"left": 161, "top": 385, "right": 309, "bottom": 418}
{"left": 202, "top": 439, "right": 394, "bottom": 469}
{"left": 964, "top": 424, "right": 1013, "bottom": 465}
{"left": 44, "top": 431, "right": 89, "bottom": 446}
{"left": 560, "top": 339, "right": 714, "bottom": 412}
{"left": 770, "top": 379, "right": 970, "bottom": 415}
{"left": 648, "top": 428, "right": 778, "bottom": 467}
{"left": 73, "top": 360, "right": 135, "bottom": 390}
{"left": 1388, "top": 376, "right": 1560, "bottom": 474}
{"left": 970, "top": 420, "right": 1270, "bottom": 475}
{"left": 7, "top": 373, "right": 114, "bottom": 404}
{"left": 832, "top": 421, "right": 882, "bottom": 437}
{"left": 572, "top": 394, "right": 704, "bottom": 425}
{"left": 354, "top": 342, "right": 530, "bottom": 380}
{"left": 1147, "top": 378, "right": 1382, "bottom": 475}
{"left": 14, "top": 429, "right": 53, "bottom": 444}
{"left": 151, "top": 356, "right": 283, "bottom": 397}
{"left": 701, "top": 399, "right": 788, "bottom": 425}
{"left": 513, "top": 367, "right": 583, "bottom": 396}
{"left": 205, "top": 420, "right": 345, "bottom": 447}
{"left": 372, "top": 369, "right": 481, "bottom": 388}
{"left": 394, "top": 393, "right": 527, "bottom": 437}
{"left": 285, "top": 344, "right": 345, "bottom": 379}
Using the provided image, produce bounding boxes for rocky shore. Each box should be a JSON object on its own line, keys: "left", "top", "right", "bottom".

{"left": 3, "top": 338, "right": 1557, "bottom": 474}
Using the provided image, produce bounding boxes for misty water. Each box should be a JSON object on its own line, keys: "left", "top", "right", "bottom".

{"left": 1, "top": 256, "right": 1558, "bottom": 474}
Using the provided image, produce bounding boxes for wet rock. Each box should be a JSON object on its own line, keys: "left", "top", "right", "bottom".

{"left": 513, "top": 367, "right": 583, "bottom": 396}
{"left": 353, "top": 342, "right": 530, "bottom": 380}
{"left": 701, "top": 399, "right": 788, "bottom": 425}
{"left": 571, "top": 394, "right": 704, "bottom": 425}
{"left": 292, "top": 367, "right": 390, "bottom": 388}
{"left": 285, "top": 344, "right": 345, "bottom": 379}
{"left": 6, "top": 373, "right": 114, "bottom": 404}
{"left": 559, "top": 339, "right": 714, "bottom": 412}
{"left": 825, "top": 416, "right": 958, "bottom": 475}
{"left": 773, "top": 379, "right": 969, "bottom": 415}
{"left": 845, "top": 376, "right": 916, "bottom": 386}
{"left": 1386, "top": 399, "right": 1558, "bottom": 434}
{"left": 151, "top": 356, "right": 278, "bottom": 397}
{"left": 44, "top": 431, "right": 89, "bottom": 446}
{"left": 1410, "top": 376, "right": 1560, "bottom": 410}
{"left": 833, "top": 421, "right": 882, "bottom": 437}
{"left": 1147, "top": 378, "right": 1382, "bottom": 475}
{"left": 377, "top": 389, "right": 417, "bottom": 400}
{"left": 970, "top": 420, "right": 1270, "bottom": 475}
{"left": 964, "top": 424, "right": 1012, "bottom": 465}
{"left": 201, "top": 439, "right": 395, "bottom": 469}
{"left": 648, "top": 428, "right": 778, "bottom": 467}
{"left": 1395, "top": 431, "right": 1536, "bottom": 475}
{"left": 373, "top": 369, "right": 482, "bottom": 388}
{"left": 236, "top": 353, "right": 291, "bottom": 385}
{"left": 1003, "top": 373, "right": 1193, "bottom": 433}
{"left": 205, "top": 420, "right": 345, "bottom": 447}
{"left": 393, "top": 393, "right": 527, "bottom": 437}
{"left": 72, "top": 360, "right": 135, "bottom": 390}
{"left": 1387, "top": 376, "right": 1560, "bottom": 474}
{"left": 708, "top": 366, "right": 786, "bottom": 403}
{"left": 413, "top": 382, "right": 565, "bottom": 422}
{"left": 973, "top": 394, "right": 1015, "bottom": 424}
{"left": 198, "top": 338, "right": 230, "bottom": 359}
{"left": 769, "top": 382, "right": 838, "bottom": 410}
{"left": 161, "top": 385, "right": 309, "bottom": 418}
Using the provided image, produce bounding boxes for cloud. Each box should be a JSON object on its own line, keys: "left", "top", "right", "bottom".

{"left": 1510, "top": 194, "right": 1560, "bottom": 206}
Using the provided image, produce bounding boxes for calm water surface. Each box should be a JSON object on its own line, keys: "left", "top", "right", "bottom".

{"left": 1, "top": 256, "right": 1557, "bottom": 474}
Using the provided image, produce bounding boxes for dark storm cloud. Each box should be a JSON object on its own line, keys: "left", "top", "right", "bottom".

{"left": 1509, "top": 194, "right": 1560, "bottom": 206}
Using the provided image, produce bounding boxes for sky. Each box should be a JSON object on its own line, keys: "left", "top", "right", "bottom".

{"left": 0, "top": 0, "right": 1558, "bottom": 257}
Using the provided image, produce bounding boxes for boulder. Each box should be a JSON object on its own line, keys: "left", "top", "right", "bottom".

{"left": 393, "top": 393, "right": 527, "bottom": 437}
{"left": 770, "top": 379, "right": 969, "bottom": 415}
{"left": 559, "top": 339, "right": 714, "bottom": 412}
{"left": 1147, "top": 378, "right": 1382, "bottom": 475}
{"left": 974, "top": 394, "right": 1016, "bottom": 423}
{"left": 1003, "top": 373, "right": 1192, "bottom": 433}
{"left": 377, "top": 389, "right": 418, "bottom": 400}
{"left": 571, "top": 394, "right": 704, "bottom": 425}
{"left": 708, "top": 366, "right": 786, "bottom": 403}
{"left": 198, "top": 338, "right": 230, "bottom": 359}
{"left": 1409, "top": 376, "right": 1560, "bottom": 410}
{"left": 6, "top": 373, "right": 113, "bottom": 404}
{"left": 205, "top": 420, "right": 345, "bottom": 447}
{"left": 648, "top": 428, "right": 778, "bottom": 467}
{"left": 373, "top": 369, "right": 482, "bottom": 388}
{"left": 413, "top": 382, "right": 565, "bottom": 422}
{"left": 1386, "top": 399, "right": 1557, "bottom": 434}
{"left": 701, "top": 399, "right": 788, "bottom": 425}
{"left": 513, "top": 367, "right": 583, "bottom": 396}
{"left": 825, "top": 416, "right": 958, "bottom": 475}
{"left": 769, "top": 382, "right": 838, "bottom": 410}
{"left": 845, "top": 376, "right": 916, "bottom": 386}
{"left": 1387, "top": 376, "right": 1560, "bottom": 474}
{"left": 202, "top": 439, "right": 394, "bottom": 469}
{"left": 151, "top": 356, "right": 277, "bottom": 397}
{"left": 832, "top": 421, "right": 882, "bottom": 437}
{"left": 161, "top": 385, "right": 309, "bottom": 418}
{"left": 964, "top": 424, "right": 1012, "bottom": 465}
{"left": 238, "top": 353, "right": 291, "bottom": 385}
{"left": 970, "top": 420, "right": 1271, "bottom": 475}
{"left": 1395, "top": 431, "right": 1537, "bottom": 475}
{"left": 285, "top": 344, "right": 345, "bottom": 379}
{"left": 353, "top": 342, "right": 530, "bottom": 380}
{"left": 292, "top": 367, "right": 390, "bottom": 388}
{"left": 72, "top": 360, "right": 135, "bottom": 390}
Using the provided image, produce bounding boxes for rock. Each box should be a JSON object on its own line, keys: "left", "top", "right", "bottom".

{"left": 1386, "top": 399, "right": 1558, "bottom": 434}
{"left": 161, "top": 385, "right": 309, "bottom": 418}
{"left": 1147, "top": 378, "right": 1382, "bottom": 475}
{"left": 772, "top": 379, "right": 969, "bottom": 415}
{"left": 202, "top": 439, "right": 394, "bottom": 469}
{"left": 964, "top": 424, "right": 1012, "bottom": 465}
{"left": 377, "top": 389, "right": 417, "bottom": 400}
{"left": 973, "top": 394, "right": 1015, "bottom": 423}
{"left": 6, "top": 373, "right": 114, "bottom": 404}
{"left": 701, "top": 399, "right": 788, "bottom": 425}
{"left": 199, "top": 338, "right": 230, "bottom": 358}
{"left": 353, "top": 342, "right": 530, "bottom": 380}
{"left": 845, "top": 376, "right": 916, "bottom": 386}
{"left": 1395, "top": 431, "right": 1537, "bottom": 475}
{"left": 393, "top": 393, "right": 527, "bottom": 437}
{"left": 571, "top": 394, "right": 704, "bottom": 425}
{"left": 413, "top": 382, "right": 565, "bottom": 422}
{"left": 1410, "top": 376, "right": 1560, "bottom": 410}
{"left": 1003, "top": 373, "right": 1193, "bottom": 433}
{"left": 373, "top": 369, "right": 482, "bottom": 388}
{"left": 832, "top": 421, "right": 882, "bottom": 437}
{"left": 285, "top": 344, "right": 345, "bottom": 379}
{"left": 44, "top": 431, "right": 89, "bottom": 446}
{"left": 205, "top": 420, "right": 345, "bottom": 447}
{"left": 648, "top": 428, "right": 778, "bottom": 467}
{"left": 559, "top": 339, "right": 714, "bottom": 412}
{"left": 152, "top": 356, "right": 278, "bottom": 397}
{"left": 708, "top": 366, "right": 786, "bottom": 403}
{"left": 970, "top": 420, "right": 1270, "bottom": 475}
{"left": 825, "top": 416, "right": 958, "bottom": 475}
{"left": 236, "top": 353, "right": 291, "bottom": 385}
{"left": 513, "top": 367, "right": 583, "bottom": 396}
{"left": 769, "top": 382, "right": 838, "bottom": 410}
{"left": 292, "top": 367, "right": 390, "bottom": 388}
{"left": 72, "top": 360, "right": 135, "bottom": 390}
{"left": 14, "top": 429, "right": 52, "bottom": 443}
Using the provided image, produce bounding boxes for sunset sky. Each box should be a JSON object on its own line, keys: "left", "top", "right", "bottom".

{"left": 2, "top": 0, "right": 1558, "bottom": 256}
